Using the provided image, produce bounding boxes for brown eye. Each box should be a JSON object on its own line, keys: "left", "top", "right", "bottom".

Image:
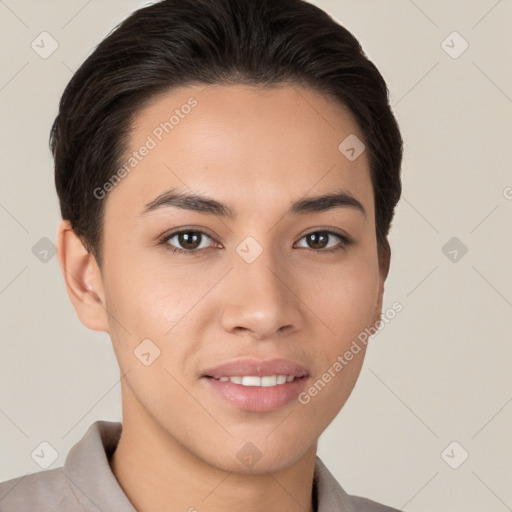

{"left": 295, "top": 230, "right": 351, "bottom": 252}
{"left": 165, "top": 230, "right": 214, "bottom": 252}
{"left": 178, "top": 231, "right": 202, "bottom": 250}
{"left": 305, "top": 232, "right": 330, "bottom": 249}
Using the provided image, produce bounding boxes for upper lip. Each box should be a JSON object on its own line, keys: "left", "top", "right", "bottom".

{"left": 202, "top": 358, "right": 309, "bottom": 378}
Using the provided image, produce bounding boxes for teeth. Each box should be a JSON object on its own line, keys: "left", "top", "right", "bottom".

{"left": 261, "top": 376, "right": 277, "bottom": 387}
{"left": 242, "top": 376, "right": 261, "bottom": 386}
{"left": 214, "top": 375, "right": 297, "bottom": 387}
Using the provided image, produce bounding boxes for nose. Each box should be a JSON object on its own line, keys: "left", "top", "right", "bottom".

{"left": 219, "top": 245, "right": 305, "bottom": 340}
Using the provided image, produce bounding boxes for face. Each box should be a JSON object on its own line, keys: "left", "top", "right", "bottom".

{"left": 98, "top": 83, "right": 387, "bottom": 473}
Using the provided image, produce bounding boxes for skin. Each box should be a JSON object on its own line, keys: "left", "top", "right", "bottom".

{"left": 57, "top": 83, "right": 390, "bottom": 512}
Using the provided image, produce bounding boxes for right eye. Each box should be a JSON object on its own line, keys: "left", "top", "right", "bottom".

{"left": 162, "top": 230, "right": 217, "bottom": 254}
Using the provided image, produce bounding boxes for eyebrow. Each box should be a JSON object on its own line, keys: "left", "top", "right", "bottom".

{"left": 142, "top": 187, "right": 366, "bottom": 218}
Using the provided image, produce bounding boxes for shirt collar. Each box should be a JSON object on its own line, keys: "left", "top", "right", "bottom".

{"left": 63, "top": 420, "right": 136, "bottom": 511}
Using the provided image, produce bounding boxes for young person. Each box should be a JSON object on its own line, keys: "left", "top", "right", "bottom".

{"left": 0, "top": 0, "right": 403, "bottom": 510}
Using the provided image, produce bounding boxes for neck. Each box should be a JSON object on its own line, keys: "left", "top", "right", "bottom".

{"left": 110, "top": 392, "right": 317, "bottom": 512}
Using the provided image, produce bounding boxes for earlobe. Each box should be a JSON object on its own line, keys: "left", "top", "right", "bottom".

{"left": 372, "top": 243, "right": 391, "bottom": 327}
{"left": 56, "top": 220, "right": 109, "bottom": 332}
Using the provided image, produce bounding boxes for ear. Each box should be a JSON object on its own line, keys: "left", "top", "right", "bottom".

{"left": 371, "top": 242, "right": 391, "bottom": 327}
{"left": 56, "top": 220, "right": 109, "bottom": 332}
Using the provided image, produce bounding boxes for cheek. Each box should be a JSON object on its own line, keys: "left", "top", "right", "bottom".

{"left": 102, "top": 250, "right": 200, "bottom": 334}
{"left": 296, "top": 260, "right": 377, "bottom": 418}
{"left": 302, "top": 254, "right": 379, "bottom": 348}
{"left": 298, "top": 253, "right": 378, "bottom": 418}
{"left": 101, "top": 250, "right": 220, "bottom": 372}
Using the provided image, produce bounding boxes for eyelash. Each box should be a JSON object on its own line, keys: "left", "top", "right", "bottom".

{"left": 159, "top": 229, "right": 353, "bottom": 255}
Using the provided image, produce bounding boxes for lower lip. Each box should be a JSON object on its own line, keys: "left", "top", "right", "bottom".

{"left": 204, "top": 377, "right": 308, "bottom": 412}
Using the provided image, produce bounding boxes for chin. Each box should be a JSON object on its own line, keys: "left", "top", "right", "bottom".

{"left": 199, "top": 435, "right": 314, "bottom": 476}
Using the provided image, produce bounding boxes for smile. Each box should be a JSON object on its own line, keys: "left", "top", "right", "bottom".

{"left": 202, "top": 358, "right": 310, "bottom": 412}
{"left": 211, "top": 375, "right": 297, "bottom": 386}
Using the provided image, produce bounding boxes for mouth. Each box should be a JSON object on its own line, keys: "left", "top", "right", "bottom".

{"left": 208, "top": 375, "right": 302, "bottom": 386}
{"left": 202, "top": 358, "right": 310, "bottom": 412}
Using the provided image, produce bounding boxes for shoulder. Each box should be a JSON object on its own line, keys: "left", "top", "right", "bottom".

{"left": 0, "top": 420, "right": 123, "bottom": 511}
{"left": 0, "top": 467, "right": 80, "bottom": 510}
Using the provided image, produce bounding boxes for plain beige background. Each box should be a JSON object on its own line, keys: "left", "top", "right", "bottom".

{"left": 0, "top": 1, "right": 511, "bottom": 510}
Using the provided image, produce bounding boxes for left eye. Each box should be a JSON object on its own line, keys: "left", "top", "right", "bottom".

{"left": 295, "top": 231, "right": 345, "bottom": 250}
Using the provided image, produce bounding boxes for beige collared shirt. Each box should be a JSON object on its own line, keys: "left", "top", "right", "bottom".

{"left": 0, "top": 421, "right": 401, "bottom": 511}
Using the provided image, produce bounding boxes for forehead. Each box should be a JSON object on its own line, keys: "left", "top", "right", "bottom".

{"left": 106, "top": 83, "right": 373, "bottom": 218}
